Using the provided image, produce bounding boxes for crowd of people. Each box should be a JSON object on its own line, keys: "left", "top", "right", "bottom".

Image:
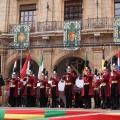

{"left": 3, "top": 56, "right": 120, "bottom": 110}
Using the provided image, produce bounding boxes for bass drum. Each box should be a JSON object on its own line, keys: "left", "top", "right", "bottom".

{"left": 75, "top": 77, "right": 84, "bottom": 88}
{"left": 58, "top": 79, "right": 65, "bottom": 91}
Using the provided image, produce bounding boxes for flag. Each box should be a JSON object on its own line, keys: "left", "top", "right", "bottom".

{"left": 12, "top": 57, "right": 17, "bottom": 73}
{"left": 14, "top": 24, "right": 31, "bottom": 49}
{"left": 63, "top": 20, "right": 81, "bottom": 50}
{"left": 118, "top": 50, "right": 120, "bottom": 70}
{"left": 102, "top": 47, "right": 105, "bottom": 70}
{"left": 114, "top": 17, "right": 120, "bottom": 42}
{"left": 83, "top": 51, "right": 88, "bottom": 74}
{"left": 38, "top": 53, "right": 44, "bottom": 79}
{"left": 20, "top": 53, "right": 30, "bottom": 78}
{"left": 12, "top": 53, "right": 18, "bottom": 76}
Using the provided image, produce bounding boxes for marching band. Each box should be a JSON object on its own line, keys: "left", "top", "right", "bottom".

{"left": 4, "top": 57, "right": 120, "bottom": 110}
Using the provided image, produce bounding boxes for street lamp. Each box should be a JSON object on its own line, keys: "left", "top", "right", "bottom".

{"left": 96, "top": 0, "right": 99, "bottom": 25}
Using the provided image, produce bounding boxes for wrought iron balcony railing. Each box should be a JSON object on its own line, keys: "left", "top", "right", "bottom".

{"left": 82, "top": 17, "right": 114, "bottom": 29}
{"left": 8, "top": 17, "right": 114, "bottom": 34}
{"left": 37, "top": 21, "right": 63, "bottom": 32}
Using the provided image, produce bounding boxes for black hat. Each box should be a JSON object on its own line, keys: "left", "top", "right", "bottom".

{"left": 45, "top": 71, "right": 48, "bottom": 78}
{"left": 104, "top": 60, "right": 108, "bottom": 70}
{"left": 85, "top": 60, "right": 90, "bottom": 70}
{"left": 53, "top": 65, "right": 57, "bottom": 74}
{"left": 112, "top": 56, "right": 117, "bottom": 66}
{"left": 67, "top": 60, "right": 71, "bottom": 69}
{"left": 42, "top": 68, "right": 46, "bottom": 76}
{"left": 94, "top": 69, "right": 98, "bottom": 75}
{"left": 13, "top": 67, "right": 17, "bottom": 75}
{"left": 86, "top": 61, "right": 89, "bottom": 67}
{"left": 86, "top": 66, "right": 91, "bottom": 71}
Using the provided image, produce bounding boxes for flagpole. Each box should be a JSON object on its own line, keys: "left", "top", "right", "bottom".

{"left": 20, "top": 49, "right": 22, "bottom": 72}
{"left": 110, "top": 45, "right": 113, "bottom": 72}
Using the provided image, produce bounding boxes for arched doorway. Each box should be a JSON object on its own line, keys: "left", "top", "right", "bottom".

{"left": 57, "top": 57, "right": 84, "bottom": 78}
{"left": 9, "top": 58, "right": 39, "bottom": 77}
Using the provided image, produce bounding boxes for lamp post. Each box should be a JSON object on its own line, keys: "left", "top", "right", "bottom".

{"left": 46, "top": 2, "right": 49, "bottom": 30}
{"left": 96, "top": 0, "right": 99, "bottom": 25}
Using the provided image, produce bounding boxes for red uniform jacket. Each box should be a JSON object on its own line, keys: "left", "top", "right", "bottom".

{"left": 50, "top": 76, "right": 60, "bottom": 98}
{"left": 109, "top": 71, "right": 119, "bottom": 95}
{"left": 109, "top": 71, "right": 119, "bottom": 84}
{"left": 93, "top": 79, "right": 101, "bottom": 89}
{"left": 10, "top": 77, "right": 20, "bottom": 97}
{"left": 100, "top": 72, "right": 110, "bottom": 97}
{"left": 82, "top": 73, "right": 94, "bottom": 96}
{"left": 46, "top": 81, "right": 50, "bottom": 98}
{"left": 23, "top": 76, "right": 36, "bottom": 96}
{"left": 36, "top": 79, "right": 48, "bottom": 98}
{"left": 62, "top": 72, "right": 76, "bottom": 95}
{"left": 18, "top": 81, "right": 23, "bottom": 96}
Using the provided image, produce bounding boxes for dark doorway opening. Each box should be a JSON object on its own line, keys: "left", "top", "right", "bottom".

{"left": 57, "top": 57, "right": 84, "bottom": 78}
{"left": 9, "top": 58, "right": 39, "bottom": 77}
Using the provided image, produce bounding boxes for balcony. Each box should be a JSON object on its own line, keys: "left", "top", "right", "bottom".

{"left": 82, "top": 17, "right": 114, "bottom": 30}
{"left": 8, "top": 17, "right": 114, "bottom": 34}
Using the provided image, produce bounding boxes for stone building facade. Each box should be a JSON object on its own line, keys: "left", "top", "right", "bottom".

{"left": 0, "top": 0, "right": 119, "bottom": 105}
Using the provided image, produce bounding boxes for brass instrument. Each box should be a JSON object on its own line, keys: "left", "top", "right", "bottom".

{"left": 71, "top": 64, "right": 80, "bottom": 76}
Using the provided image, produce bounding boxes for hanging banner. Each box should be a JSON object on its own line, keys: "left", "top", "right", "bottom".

{"left": 114, "top": 17, "right": 120, "bottom": 42}
{"left": 63, "top": 20, "right": 81, "bottom": 50}
{"left": 14, "top": 24, "right": 31, "bottom": 50}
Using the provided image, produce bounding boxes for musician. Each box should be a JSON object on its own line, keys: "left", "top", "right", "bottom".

{"left": 16, "top": 80, "right": 23, "bottom": 107}
{"left": 83, "top": 67, "right": 94, "bottom": 109}
{"left": 38, "top": 69, "right": 48, "bottom": 107}
{"left": 93, "top": 69, "right": 101, "bottom": 108}
{"left": 62, "top": 65, "right": 75, "bottom": 108}
{"left": 22, "top": 70, "right": 36, "bottom": 107}
{"left": 50, "top": 65, "right": 60, "bottom": 108}
{"left": 110, "top": 60, "right": 119, "bottom": 109}
{"left": 44, "top": 71, "right": 50, "bottom": 107}
{"left": 74, "top": 74, "right": 83, "bottom": 108}
{"left": 9, "top": 72, "right": 20, "bottom": 107}
{"left": 100, "top": 61, "right": 110, "bottom": 109}
{"left": 32, "top": 75, "right": 38, "bottom": 107}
